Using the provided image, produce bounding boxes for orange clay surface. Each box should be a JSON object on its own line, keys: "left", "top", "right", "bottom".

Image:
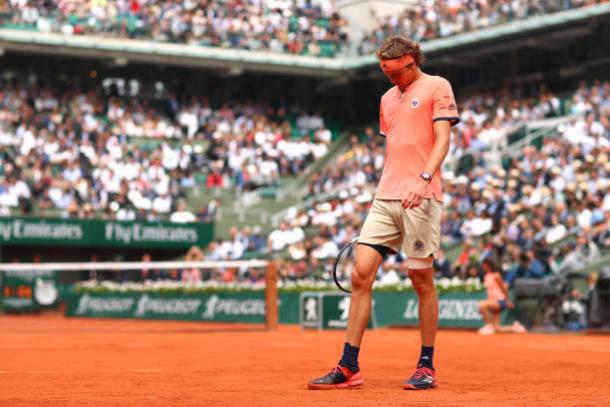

{"left": 1, "top": 314, "right": 610, "bottom": 406}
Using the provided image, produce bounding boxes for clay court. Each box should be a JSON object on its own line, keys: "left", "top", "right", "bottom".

{"left": 1, "top": 315, "right": 609, "bottom": 406}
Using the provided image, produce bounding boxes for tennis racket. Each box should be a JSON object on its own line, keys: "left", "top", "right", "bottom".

{"left": 332, "top": 236, "right": 358, "bottom": 293}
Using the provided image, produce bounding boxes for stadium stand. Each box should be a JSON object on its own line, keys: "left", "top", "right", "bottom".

{"left": 357, "top": 0, "right": 606, "bottom": 55}
{"left": 2, "top": 66, "right": 607, "bottom": 275}
{"left": 0, "top": 0, "right": 608, "bottom": 335}
{"left": 0, "top": 72, "right": 334, "bottom": 220}
{"left": 2, "top": 0, "right": 604, "bottom": 60}
{"left": 253, "top": 80, "right": 609, "bottom": 284}
{"left": 0, "top": 0, "right": 350, "bottom": 57}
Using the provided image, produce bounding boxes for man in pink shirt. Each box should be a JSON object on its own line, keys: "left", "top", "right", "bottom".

{"left": 309, "top": 36, "right": 459, "bottom": 391}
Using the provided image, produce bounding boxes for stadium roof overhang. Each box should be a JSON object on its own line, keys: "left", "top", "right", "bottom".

{"left": 0, "top": 3, "right": 609, "bottom": 78}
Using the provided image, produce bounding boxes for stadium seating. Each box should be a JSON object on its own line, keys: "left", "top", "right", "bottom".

{"left": 0, "top": 0, "right": 350, "bottom": 57}
{"left": 357, "top": 0, "right": 604, "bottom": 55}
{"left": 2, "top": 71, "right": 607, "bottom": 288}
{"left": 0, "top": 74, "right": 334, "bottom": 221}
{"left": 265, "top": 80, "right": 609, "bottom": 283}
{"left": 1, "top": 1, "right": 601, "bottom": 58}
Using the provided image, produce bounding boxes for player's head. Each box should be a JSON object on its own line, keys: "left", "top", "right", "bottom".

{"left": 376, "top": 36, "right": 425, "bottom": 88}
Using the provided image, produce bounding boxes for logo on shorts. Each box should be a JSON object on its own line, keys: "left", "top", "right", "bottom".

{"left": 414, "top": 240, "right": 424, "bottom": 251}
{"left": 410, "top": 98, "right": 420, "bottom": 109}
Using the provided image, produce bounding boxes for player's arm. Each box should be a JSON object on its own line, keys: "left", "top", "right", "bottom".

{"left": 424, "top": 120, "right": 451, "bottom": 179}
{"left": 402, "top": 78, "right": 458, "bottom": 209}
{"left": 379, "top": 98, "right": 388, "bottom": 138}
{"left": 425, "top": 77, "right": 458, "bottom": 177}
{"left": 402, "top": 121, "right": 451, "bottom": 209}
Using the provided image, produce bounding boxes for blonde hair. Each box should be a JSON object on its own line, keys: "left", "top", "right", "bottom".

{"left": 376, "top": 36, "right": 425, "bottom": 66}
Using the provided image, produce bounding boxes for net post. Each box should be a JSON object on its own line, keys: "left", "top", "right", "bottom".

{"left": 265, "top": 260, "right": 278, "bottom": 331}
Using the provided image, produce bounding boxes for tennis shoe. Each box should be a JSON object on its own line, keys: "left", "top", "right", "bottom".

{"left": 403, "top": 366, "right": 437, "bottom": 390}
{"left": 307, "top": 364, "right": 363, "bottom": 390}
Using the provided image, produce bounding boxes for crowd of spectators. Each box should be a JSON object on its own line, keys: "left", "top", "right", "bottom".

{"left": 226, "top": 80, "right": 607, "bottom": 284}
{"left": 308, "top": 82, "right": 566, "bottom": 198}
{"left": 35, "top": 78, "right": 606, "bottom": 312}
{"left": 2, "top": 2, "right": 607, "bottom": 331}
{"left": 2, "top": 68, "right": 607, "bottom": 288}
{"left": 0, "top": 73, "right": 333, "bottom": 220}
{"left": 2, "top": 1, "right": 602, "bottom": 58}
{"left": 1, "top": 0, "right": 350, "bottom": 57}
{"left": 450, "top": 85, "right": 563, "bottom": 167}
{"left": 358, "top": 0, "right": 604, "bottom": 55}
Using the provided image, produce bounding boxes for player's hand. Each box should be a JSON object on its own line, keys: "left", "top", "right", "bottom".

{"left": 506, "top": 300, "right": 514, "bottom": 309}
{"left": 401, "top": 178, "right": 429, "bottom": 209}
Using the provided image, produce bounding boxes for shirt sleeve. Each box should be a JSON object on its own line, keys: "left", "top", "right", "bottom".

{"left": 379, "top": 98, "right": 388, "bottom": 137}
{"left": 432, "top": 78, "right": 460, "bottom": 126}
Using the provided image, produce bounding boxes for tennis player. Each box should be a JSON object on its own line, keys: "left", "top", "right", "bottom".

{"left": 308, "top": 36, "right": 459, "bottom": 391}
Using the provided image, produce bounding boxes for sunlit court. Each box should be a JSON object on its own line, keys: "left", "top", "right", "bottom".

{"left": 1, "top": 315, "right": 609, "bottom": 406}
{"left": 1, "top": 0, "right": 610, "bottom": 406}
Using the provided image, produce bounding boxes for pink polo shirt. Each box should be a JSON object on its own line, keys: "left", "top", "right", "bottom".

{"left": 377, "top": 73, "right": 459, "bottom": 201}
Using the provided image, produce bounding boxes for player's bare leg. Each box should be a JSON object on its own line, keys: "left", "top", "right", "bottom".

{"left": 345, "top": 244, "right": 383, "bottom": 346}
{"left": 308, "top": 244, "right": 382, "bottom": 390}
{"left": 408, "top": 267, "right": 438, "bottom": 348}
{"left": 404, "top": 266, "right": 439, "bottom": 390}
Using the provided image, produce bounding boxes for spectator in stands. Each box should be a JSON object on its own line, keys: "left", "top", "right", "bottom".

{"left": 505, "top": 251, "right": 547, "bottom": 287}
{"left": 140, "top": 253, "right": 158, "bottom": 281}
{"left": 268, "top": 222, "right": 291, "bottom": 253}
{"left": 182, "top": 246, "right": 203, "bottom": 284}
{"left": 281, "top": 79, "right": 609, "bottom": 286}
{"left": 557, "top": 232, "right": 601, "bottom": 274}
{"left": 441, "top": 209, "right": 463, "bottom": 245}
{"left": 465, "top": 263, "right": 482, "bottom": 281}
{"left": 114, "top": 255, "right": 129, "bottom": 283}
{"left": 0, "top": 73, "right": 335, "bottom": 221}
{"left": 310, "top": 233, "right": 338, "bottom": 260}
{"left": 594, "top": 210, "right": 610, "bottom": 248}
{"left": 546, "top": 214, "right": 568, "bottom": 245}
{"left": 379, "top": 260, "right": 401, "bottom": 285}
{"left": 198, "top": 198, "right": 220, "bottom": 223}
{"left": 433, "top": 249, "right": 452, "bottom": 279}
{"left": 2, "top": 0, "right": 349, "bottom": 58}
{"left": 240, "top": 226, "right": 253, "bottom": 253}
{"left": 459, "top": 207, "right": 493, "bottom": 238}
{"left": 454, "top": 239, "right": 478, "bottom": 276}
{"left": 250, "top": 226, "right": 267, "bottom": 253}
{"left": 170, "top": 199, "right": 197, "bottom": 223}
{"left": 358, "top": 0, "right": 596, "bottom": 55}
{"left": 220, "top": 227, "right": 245, "bottom": 260}
{"left": 206, "top": 167, "right": 224, "bottom": 188}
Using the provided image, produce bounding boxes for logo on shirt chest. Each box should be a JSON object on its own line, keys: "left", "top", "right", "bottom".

{"left": 410, "top": 98, "right": 420, "bottom": 109}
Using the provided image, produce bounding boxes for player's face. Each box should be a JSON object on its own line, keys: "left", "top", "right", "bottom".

{"left": 385, "top": 62, "right": 417, "bottom": 88}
